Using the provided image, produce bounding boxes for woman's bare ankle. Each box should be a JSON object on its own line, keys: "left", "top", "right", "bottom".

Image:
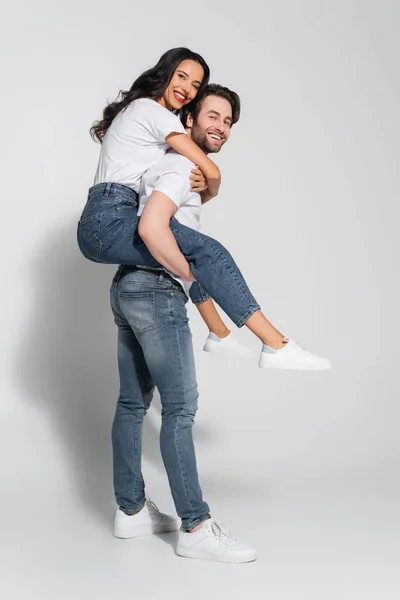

{"left": 210, "top": 327, "right": 230, "bottom": 339}
{"left": 263, "top": 335, "right": 287, "bottom": 350}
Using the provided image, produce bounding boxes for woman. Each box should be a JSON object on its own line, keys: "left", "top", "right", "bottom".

{"left": 78, "top": 47, "right": 331, "bottom": 370}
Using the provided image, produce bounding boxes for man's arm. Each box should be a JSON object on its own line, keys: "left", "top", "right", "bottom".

{"left": 138, "top": 192, "right": 195, "bottom": 282}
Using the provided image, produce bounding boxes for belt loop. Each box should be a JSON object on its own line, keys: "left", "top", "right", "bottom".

{"left": 105, "top": 182, "right": 112, "bottom": 197}
{"left": 158, "top": 271, "right": 164, "bottom": 285}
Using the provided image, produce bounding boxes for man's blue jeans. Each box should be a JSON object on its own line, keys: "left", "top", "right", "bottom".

{"left": 78, "top": 183, "right": 261, "bottom": 327}
{"left": 110, "top": 265, "right": 211, "bottom": 531}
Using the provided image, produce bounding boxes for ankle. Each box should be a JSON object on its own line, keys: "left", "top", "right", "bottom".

{"left": 262, "top": 335, "right": 287, "bottom": 350}
{"left": 210, "top": 328, "right": 230, "bottom": 339}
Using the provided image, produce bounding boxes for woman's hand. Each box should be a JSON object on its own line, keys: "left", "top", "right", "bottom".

{"left": 190, "top": 166, "right": 208, "bottom": 193}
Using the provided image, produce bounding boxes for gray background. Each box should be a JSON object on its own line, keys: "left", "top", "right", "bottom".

{"left": 1, "top": 0, "right": 399, "bottom": 598}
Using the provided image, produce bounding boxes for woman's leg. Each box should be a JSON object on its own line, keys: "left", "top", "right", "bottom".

{"left": 78, "top": 184, "right": 285, "bottom": 347}
{"left": 169, "top": 219, "right": 288, "bottom": 347}
{"left": 195, "top": 299, "right": 230, "bottom": 338}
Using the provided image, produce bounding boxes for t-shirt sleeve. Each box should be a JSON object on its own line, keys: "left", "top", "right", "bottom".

{"left": 151, "top": 106, "right": 187, "bottom": 143}
{"left": 153, "top": 170, "right": 191, "bottom": 208}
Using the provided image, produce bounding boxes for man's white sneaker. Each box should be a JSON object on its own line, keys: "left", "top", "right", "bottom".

{"left": 176, "top": 519, "right": 257, "bottom": 563}
{"left": 114, "top": 499, "right": 180, "bottom": 539}
{"left": 203, "top": 332, "right": 257, "bottom": 359}
{"left": 259, "top": 337, "right": 332, "bottom": 370}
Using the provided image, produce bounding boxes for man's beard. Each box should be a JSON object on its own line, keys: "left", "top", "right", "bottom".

{"left": 191, "top": 124, "right": 224, "bottom": 154}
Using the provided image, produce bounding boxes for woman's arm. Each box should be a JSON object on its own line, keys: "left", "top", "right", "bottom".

{"left": 138, "top": 191, "right": 196, "bottom": 282}
{"left": 166, "top": 132, "right": 221, "bottom": 197}
{"left": 200, "top": 189, "right": 217, "bottom": 205}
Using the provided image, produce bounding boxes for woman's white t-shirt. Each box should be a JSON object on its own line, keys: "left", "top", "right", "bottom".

{"left": 93, "top": 98, "right": 187, "bottom": 192}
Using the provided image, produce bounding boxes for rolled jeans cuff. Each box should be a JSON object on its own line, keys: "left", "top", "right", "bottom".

{"left": 189, "top": 281, "right": 211, "bottom": 304}
{"left": 181, "top": 512, "right": 212, "bottom": 532}
{"left": 236, "top": 304, "right": 261, "bottom": 328}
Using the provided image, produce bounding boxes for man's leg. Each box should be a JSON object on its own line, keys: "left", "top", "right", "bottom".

{"left": 110, "top": 273, "right": 156, "bottom": 513}
{"left": 110, "top": 315, "right": 154, "bottom": 514}
{"left": 117, "top": 271, "right": 211, "bottom": 531}
{"left": 112, "top": 267, "right": 257, "bottom": 560}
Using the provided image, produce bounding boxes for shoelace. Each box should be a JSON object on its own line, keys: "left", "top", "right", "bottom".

{"left": 146, "top": 499, "right": 160, "bottom": 513}
{"left": 210, "top": 520, "right": 238, "bottom": 545}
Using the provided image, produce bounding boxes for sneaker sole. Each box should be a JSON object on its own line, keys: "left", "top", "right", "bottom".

{"left": 203, "top": 341, "right": 257, "bottom": 360}
{"left": 175, "top": 545, "right": 257, "bottom": 563}
{"left": 259, "top": 361, "right": 331, "bottom": 370}
{"left": 114, "top": 523, "right": 180, "bottom": 539}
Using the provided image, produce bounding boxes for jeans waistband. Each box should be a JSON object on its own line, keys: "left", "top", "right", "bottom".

{"left": 89, "top": 182, "right": 138, "bottom": 202}
{"left": 113, "top": 265, "right": 185, "bottom": 293}
{"left": 113, "top": 265, "right": 165, "bottom": 283}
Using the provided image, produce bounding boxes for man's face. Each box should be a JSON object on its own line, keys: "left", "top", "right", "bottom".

{"left": 187, "top": 95, "right": 233, "bottom": 154}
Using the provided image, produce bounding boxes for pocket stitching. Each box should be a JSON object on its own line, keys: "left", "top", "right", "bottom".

{"left": 119, "top": 292, "right": 155, "bottom": 333}
{"left": 79, "top": 211, "right": 103, "bottom": 226}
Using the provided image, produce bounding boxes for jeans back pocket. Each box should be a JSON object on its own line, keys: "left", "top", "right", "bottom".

{"left": 119, "top": 292, "right": 156, "bottom": 333}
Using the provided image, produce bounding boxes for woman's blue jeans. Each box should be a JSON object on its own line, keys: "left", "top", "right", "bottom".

{"left": 77, "top": 183, "right": 260, "bottom": 327}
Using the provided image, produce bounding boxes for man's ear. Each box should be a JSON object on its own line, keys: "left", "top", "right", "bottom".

{"left": 185, "top": 113, "right": 193, "bottom": 129}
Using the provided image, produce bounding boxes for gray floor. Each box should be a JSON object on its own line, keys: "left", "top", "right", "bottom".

{"left": 1, "top": 409, "right": 399, "bottom": 600}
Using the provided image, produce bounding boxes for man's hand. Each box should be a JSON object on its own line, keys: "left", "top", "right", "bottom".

{"left": 190, "top": 166, "right": 207, "bottom": 193}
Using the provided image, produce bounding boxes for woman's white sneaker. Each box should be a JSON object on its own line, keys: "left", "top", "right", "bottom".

{"left": 114, "top": 499, "right": 180, "bottom": 538}
{"left": 203, "top": 332, "right": 257, "bottom": 359}
{"left": 259, "top": 337, "right": 332, "bottom": 370}
{"left": 176, "top": 519, "right": 257, "bottom": 563}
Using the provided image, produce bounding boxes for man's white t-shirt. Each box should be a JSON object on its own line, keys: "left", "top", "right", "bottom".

{"left": 138, "top": 150, "right": 201, "bottom": 296}
{"left": 94, "top": 98, "right": 187, "bottom": 193}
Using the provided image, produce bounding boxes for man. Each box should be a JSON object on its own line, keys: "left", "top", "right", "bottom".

{"left": 110, "top": 85, "right": 257, "bottom": 563}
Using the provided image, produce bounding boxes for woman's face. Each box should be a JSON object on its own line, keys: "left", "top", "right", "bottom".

{"left": 159, "top": 59, "right": 204, "bottom": 111}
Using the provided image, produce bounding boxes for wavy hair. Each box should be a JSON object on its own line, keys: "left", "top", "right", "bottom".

{"left": 180, "top": 83, "right": 241, "bottom": 129}
{"left": 90, "top": 48, "right": 210, "bottom": 143}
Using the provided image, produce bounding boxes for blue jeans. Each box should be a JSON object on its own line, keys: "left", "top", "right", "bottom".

{"left": 110, "top": 266, "right": 211, "bottom": 531}
{"left": 78, "top": 182, "right": 261, "bottom": 327}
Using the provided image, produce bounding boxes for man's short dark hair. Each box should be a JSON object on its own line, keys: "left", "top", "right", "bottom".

{"left": 180, "top": 83, "right": 241, "bottom": 128}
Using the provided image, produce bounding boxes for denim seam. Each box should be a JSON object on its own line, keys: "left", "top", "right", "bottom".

{"left": 119, "top": 282, "right": 172, "bottom": 289}
{"left": 133, "top": 361, "right": 151, "bottom": 507}
{"left": 171, "top": 294, "right": 195, "bottom": 520}
{"left": 87, "top": 199, "right": 117, "bottom": 206}
{"left": 79, "top": 211, "right": 104, "bottom": 226}
{"left": 172, "top": 227, "right": 257, "bottom": 324}
{"left": 93, "top": 213, "right": 104, "bottom": 258}
{"left": 129, "top": 421, "right": 139, "bottom": 506}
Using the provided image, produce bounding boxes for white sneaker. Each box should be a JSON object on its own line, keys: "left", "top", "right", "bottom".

{"left": 259, "top": 337, "right": 332, "bottom": 370}
{"left": 114, "top": 499, "right": 180, "bottom": 538}
{"left": 176, "top": 519, "right": 257, "bottom": 563}
{"left": 203, "top": 332, "right": 257, "bottom": 359}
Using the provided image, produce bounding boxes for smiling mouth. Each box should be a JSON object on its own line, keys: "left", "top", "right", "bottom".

{"left": 173, "top": 91, "right": 187, "bottom": 104}
{"left": 208, "top": 132, "right": 223, "bottom": 141}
